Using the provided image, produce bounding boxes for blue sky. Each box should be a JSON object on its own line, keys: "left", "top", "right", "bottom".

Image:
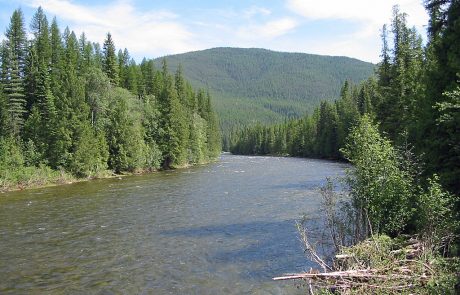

{"left": 0, "top": 0, "right": 428, "bottom": 63}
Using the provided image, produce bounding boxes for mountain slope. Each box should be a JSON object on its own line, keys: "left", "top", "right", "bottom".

{"left": 156, "top": 47, "right": 375, "bottom": 133}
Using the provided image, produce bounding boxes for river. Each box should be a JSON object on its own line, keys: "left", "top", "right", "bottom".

{"left": 0, "top": 154, "right": 348, "bottom": 294}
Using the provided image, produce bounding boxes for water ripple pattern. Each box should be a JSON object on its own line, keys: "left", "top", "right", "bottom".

{"left": 0, "top": 155, "right": 348, "bottom": 294}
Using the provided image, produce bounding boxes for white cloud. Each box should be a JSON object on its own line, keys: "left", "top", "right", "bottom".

{"left": 287, "top": 0, "right": 427, "bottom": 27}
{"left": 243, "top": 6, "right": 272, "bottom": 19}
{"left": 27, "top": 0, "right": 199, "bottom": 58}
{"left": 238, "top": 18, "right": 298, "bottom": 40}
{"left": 286, "top": 0, "right": 429, "bottom": 62}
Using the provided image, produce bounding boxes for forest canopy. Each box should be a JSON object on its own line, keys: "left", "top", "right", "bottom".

{"left": 0, "top": 7, "right": 221, "bottom": 190}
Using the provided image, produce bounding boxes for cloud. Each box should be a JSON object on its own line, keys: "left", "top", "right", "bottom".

{"left": 243, "top": 6, "right": 272, "bottom": 19}
{"left": 238, "top": 17, "right": 298, "bottom": 40}
{"left": 287, "top": 0, "right": 427, "bottom": 26}
{"left": 286, "top": 0, "right": 428, "bottom": 62}
{"left": 26, "top": 0, "right": 199, "bottom": 58}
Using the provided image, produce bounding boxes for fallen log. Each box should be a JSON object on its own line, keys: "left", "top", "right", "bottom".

{"left": 273, "top": 269, "right": 419, "bottom": 281}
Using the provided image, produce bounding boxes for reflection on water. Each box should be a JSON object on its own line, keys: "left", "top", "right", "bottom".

{"left": 0, "top": 155, "right": 347, "bottom": 294}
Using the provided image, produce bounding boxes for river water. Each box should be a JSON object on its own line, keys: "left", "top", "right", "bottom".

{"left": 0, "top": 154, "right": 348, "bottom": 294}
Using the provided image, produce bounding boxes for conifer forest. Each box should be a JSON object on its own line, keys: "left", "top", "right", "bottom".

{"left": 1, "top": 1, "right": 459, "bottom": 294}
{"left": 0, "top": 7, "right": 221, "bottom": 190}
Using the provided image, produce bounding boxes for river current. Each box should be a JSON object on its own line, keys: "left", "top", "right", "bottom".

{"left": 0, "top": 154, "right": 347, "bottom": 294}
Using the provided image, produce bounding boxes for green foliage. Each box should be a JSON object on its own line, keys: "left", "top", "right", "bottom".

{"left": 0, "top": 8, "right": 221, "bottom": 190}
{"left": 103, "top": 33, "right": 119, "bottom": 85}
{"left": 230, "top": 80, "right": 371, "bottom": 159}
{"left": 106, "top": 87, "right": 150, "bottom": 172}
{"left": 69, "top": 125, "right": 108, "bottom": 177}
{"left": 0, "top": 136, "right": 24, "bottom": 170}
{"left": 157, "top": 47, "right": 375, "bottom": 136}
{"left": 416, "top": 175, "right": 459, "bottom": 250}
{"left": 341, "top": 116, "right": 414, "bottom": 236}
{"left": 1, "top": 9, "right": 27, "bottom": 136}
{"left": 426, "top": 257, "right": 460, "bottom": 295}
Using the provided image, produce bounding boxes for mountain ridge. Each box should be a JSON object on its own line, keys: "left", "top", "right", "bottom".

{"left": 154, "top": 47, "right": 375, "bottom": 133}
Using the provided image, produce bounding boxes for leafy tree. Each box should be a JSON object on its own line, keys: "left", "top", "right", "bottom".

{"left": 105, "top": 87, "right": 148, "bottom": 172}
{"left": 341, "top": 115, "right": 415, "bottom": 237}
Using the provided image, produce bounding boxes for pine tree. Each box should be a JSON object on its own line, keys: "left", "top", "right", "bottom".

{"left": 3, "top": 48, "right": 27, "bottom": 136}
{"left": 118, "top": 48, "right": 129, "bottom": 88}
{"left": 420, "top": 0, "right": 460, "bottom": 194}
{"left": 102, "top": 33, "right": 119, "bottom": 85}
{"left": 0, "top": 87, "right": 9, "bottom": 138}
{"left": 79, "top": 32, "right": 93, "bottom": 74}
{"left": 2, "top": 9, "right": 27, "bottom": 136}
{"left": 4, "top": 9, "right": 27, "bottom": 76}
{"left": 50, "top": 17, "right": 63, "bottom": 95}
{"left": 30, "top": 7, "right": 51, "bottom": 65}
{"left": 316, "top": 101, "right": 339, "bottom": 158}
{"left": 204, "top": 92, "right": 222, "bottom": 158}
{"left": 23, "top": 54, "right": 56, "bottom": 163}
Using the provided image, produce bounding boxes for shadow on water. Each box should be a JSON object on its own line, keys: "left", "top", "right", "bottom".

{"left": 160, "top": 218, "right": 325, "bottom": 279}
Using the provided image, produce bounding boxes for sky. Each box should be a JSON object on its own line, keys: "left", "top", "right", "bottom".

{"left": 0, "top": 0, "right": 429, "bottom": 63}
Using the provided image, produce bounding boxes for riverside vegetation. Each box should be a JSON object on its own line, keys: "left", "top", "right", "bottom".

{"left": 231, "top": 3, "right": 460, "bottom": 294}
{"left": 0, "top": 7, "right": 221, "bottom": 191}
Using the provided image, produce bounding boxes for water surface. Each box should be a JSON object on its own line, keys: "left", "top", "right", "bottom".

{"left": 0, "top": 154, "right": 347, "bottom": 294}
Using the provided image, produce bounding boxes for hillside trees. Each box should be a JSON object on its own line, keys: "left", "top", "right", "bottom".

{"left": 419, "top": 0, "right": 460, "bottom": 195}
{"left": 0, "top": 7, "right": 221, "bottom": 189}
{"left": 231, "top": 3, "right": 460, "bottom": 252}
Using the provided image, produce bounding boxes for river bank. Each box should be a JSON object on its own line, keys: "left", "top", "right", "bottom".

{"left": 0, "top": 160, "right": 216, "bottom": 194}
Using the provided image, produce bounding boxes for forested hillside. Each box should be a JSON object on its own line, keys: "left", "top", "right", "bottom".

{"left": 231, "top": 3, "right": 459, "bottom": 210}
{"left": 0, "top": 7, "right": 221, "bottom": 191}
{"left": 232, "top": 4, "right": 460, "bottom": 292}
{"left": 230, "top": 4, "right": 459, "bottom": 197}
{"left": 156, "top": 48, "right": 375, "bottom": 138}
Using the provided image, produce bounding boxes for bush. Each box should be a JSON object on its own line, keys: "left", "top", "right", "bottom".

{"left": 340, "top": 115, "right": 415, "bottom": 237}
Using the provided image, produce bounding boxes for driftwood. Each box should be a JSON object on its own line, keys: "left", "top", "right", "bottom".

{"left": 273, "top": 269, "right": 420, "bottom": 281}
{"left": 273, "top": 236, "right": 437, "bottom": 293}
{"left": 273, "top": 268, "right": 430, "bottom": 293}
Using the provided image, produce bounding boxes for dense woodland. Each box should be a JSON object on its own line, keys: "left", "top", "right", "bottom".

{"left": 158, "top": 47, "right": 374, "bottom": 143}
{"left": 230, "top": 2, "right": 460, "bottom": 292}
{"left": 232, "top": 4, "right": 460, "bottom": 290}
{"left": 231, "top": 3, "right": 459, "bottom": 198}
{"left": 0, "top": 7, "right": 221, "bottom": 189}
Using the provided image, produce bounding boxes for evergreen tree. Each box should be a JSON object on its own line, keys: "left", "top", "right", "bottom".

{"left": 50, "top": 17, "right": 63, "bottom": 95}
{"left": 420, "top": 0, "right": 460, "bottom": 194}
{"left": 105, "top": 87, "right": 148, "bottom": 172}
{"left": 2, "top": 9, "right": 27, "bottom": 136}
{"left": 0, "top": 87, "right": 9, "bottom": 138}
{"left": 102, "top": 32, "right": 119, "bottom": 85}
{"left": 4, "top": 9, "right": 27, "bottom": 76}
{"left": 30, "top": 7, "right": 51, "bottom": 65}
{"left": 316, "top": 101, "right": 339, "bottom": 158}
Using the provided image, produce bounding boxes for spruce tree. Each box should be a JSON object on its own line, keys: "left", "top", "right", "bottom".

{"left": 50, "top": 17, "right": 63, "bottom": 95}
{"left": 2, "top": 9, "right": 27, "bottom": 136}
{"left": 30, "top": 7, "right": 51, "bottom": 65}
{"left": 102, "top": 32, "right": 119, "bottom": 85}
{"left": 420, "top": 0, "right": 460, "bottom": 194}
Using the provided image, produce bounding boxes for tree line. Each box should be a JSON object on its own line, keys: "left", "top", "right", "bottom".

{"left": 0, "top": 7, "right": 221, "bottom": 189}
{"left": 230, "top": 3, "right": 459, "bottom": 198}
{"left": 158, "top": 47, "right": 374, "bottom": 146}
